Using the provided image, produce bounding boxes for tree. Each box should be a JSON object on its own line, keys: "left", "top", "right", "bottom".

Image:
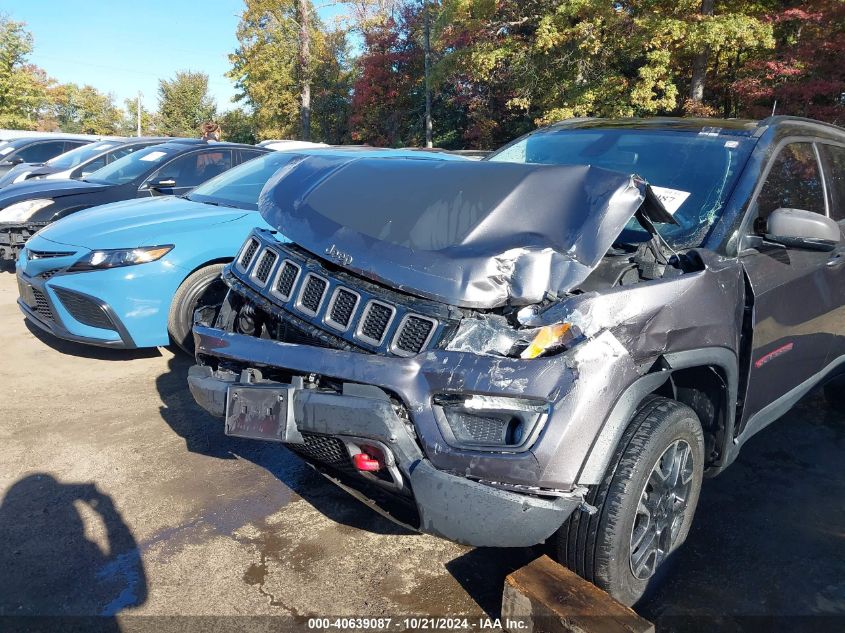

{"left": 299, "top": 0, "right": 312, "bottom": 139}
{"left": 44, "top": 83, "right": 122, "bottom": 134}
{"left": 157, "top": 70, "right": 217, "bottom": 137}
{"left": 732, "top": 1, "right": 845, "bottom": 124}
{"left": 119, "top": 97, "right": 157, "bottom": 137}
{"left": 219, "top": 108, "right": 258, "bottom": 144}
{"left": 229, "top": 0, "right": 338, "bottom": 140}
{"left": 0, "top": 17, "right": 49, "bottom": 130}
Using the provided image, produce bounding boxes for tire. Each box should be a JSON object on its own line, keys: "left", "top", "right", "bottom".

{"left": 168, "top": 263, "right": 229, "bottom": 355}
{"left": 553, "top": 395, "right": 705, "bottom": 606}
{"left": 823, "top": 375, "right": 845, "bottom": 408}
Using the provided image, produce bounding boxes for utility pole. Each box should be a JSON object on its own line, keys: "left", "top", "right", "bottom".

{"left": 137, "top": 91, "right": 142, "bottom": 137}
{"left": 299, "top": 0, "right": 311, "bottom": 141}
{"left": 423, "top": 0, "right": 433, "bottom": 148}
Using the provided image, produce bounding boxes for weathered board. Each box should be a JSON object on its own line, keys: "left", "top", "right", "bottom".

{"left": 501, "top": 555, "right": 654, "bottom": 633}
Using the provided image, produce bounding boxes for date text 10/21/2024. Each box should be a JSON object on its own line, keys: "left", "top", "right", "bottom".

{"left": 306, "top": 617, "right": 530, "bottom": 630}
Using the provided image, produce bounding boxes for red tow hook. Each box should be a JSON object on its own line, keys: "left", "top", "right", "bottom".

{"left": 352, "top": 449, "right": 383, "bottom": 472}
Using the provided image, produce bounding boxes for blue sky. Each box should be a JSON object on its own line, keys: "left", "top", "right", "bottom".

{"left": 4, "top": 0, "right": 348, "bottom": 113}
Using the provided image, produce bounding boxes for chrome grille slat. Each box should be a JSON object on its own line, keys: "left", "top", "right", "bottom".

{"left": 233, "top": 234, "right": 446, "bottom": 355}
{"left": 325, "top": 288, "right": 359, "bottom": 331}
{"left": 357, "top": 301, "right": 395, "bottom": 345}
{"left": 296, "top": 274, "right": 328, "bottom": 316}
{"left": 238, "top": 238, "right": 259, "bottom": 271}
{"left": 392, "top": 315, "right": 436, "bottom": 356}
{"left": 252, "top": 249, "right": 277, "bottom": 284}
{"left": 273, "top": 260, "right": 301, "bottom": 300}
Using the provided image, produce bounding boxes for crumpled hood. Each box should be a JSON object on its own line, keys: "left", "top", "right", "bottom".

{"left": 259, "top": 155, "right": 671, "bottom": 308}
{"left": 36, "top": 196, "right": 250, "bottom": 249}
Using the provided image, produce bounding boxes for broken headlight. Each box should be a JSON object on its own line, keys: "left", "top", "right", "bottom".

{"left": 445, "top": 314, "right": 581, "bottom": 359}
{"left": 433, "top": 394, "right": 549, "bottom": 452}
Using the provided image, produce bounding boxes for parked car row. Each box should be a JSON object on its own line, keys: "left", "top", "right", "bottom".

{"left": 8, "top": 116, "right": 845, "bottom": 607}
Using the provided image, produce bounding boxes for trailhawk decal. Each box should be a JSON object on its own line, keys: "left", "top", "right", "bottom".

{"left": 755, "top": 342, "right": 794, "bottom": 368}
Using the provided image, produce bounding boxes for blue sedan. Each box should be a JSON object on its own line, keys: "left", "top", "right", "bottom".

{"left": 15, "top": 148, "right": 463, "bottom": 351}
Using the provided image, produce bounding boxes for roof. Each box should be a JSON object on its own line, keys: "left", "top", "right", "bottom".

{"left": 544, "top": 115, "right": 845, "bottom": 138}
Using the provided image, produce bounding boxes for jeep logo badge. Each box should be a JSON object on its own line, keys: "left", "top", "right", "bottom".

{"left": 325, "top": 244, "right": 353, "bottom": 266}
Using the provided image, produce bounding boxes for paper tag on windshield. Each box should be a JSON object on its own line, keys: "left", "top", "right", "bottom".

{"left": 650, "top": 186, "right": 691, "bottom": 215}
{"left": 140, "top": 151, "right": 167, "bottom": 161}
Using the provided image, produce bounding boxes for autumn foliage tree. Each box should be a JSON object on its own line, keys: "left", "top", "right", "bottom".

{"left": 732, "top": 1, "right": 845, "bottom": 124}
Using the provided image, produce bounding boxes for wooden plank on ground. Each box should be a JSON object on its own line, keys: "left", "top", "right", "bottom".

{"left": 501, "top": 555, "right": 654, "bottom": 633}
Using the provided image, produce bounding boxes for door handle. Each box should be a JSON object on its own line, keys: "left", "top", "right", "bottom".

{"left": 827, "top": 253, "right": 844, "bottom": 267}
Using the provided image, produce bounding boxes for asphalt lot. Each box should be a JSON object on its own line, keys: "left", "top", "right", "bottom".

{"left": 0, "top": 269, "right": 843, "bottom": 631}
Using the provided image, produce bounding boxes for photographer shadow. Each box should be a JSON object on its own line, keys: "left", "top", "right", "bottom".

{"left": 0, "top": 473, "right": 147, "bottom": 626}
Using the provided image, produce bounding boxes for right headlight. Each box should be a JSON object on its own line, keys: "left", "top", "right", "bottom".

{"left": 0, "top": 198, "right": 54, "bottom": 223}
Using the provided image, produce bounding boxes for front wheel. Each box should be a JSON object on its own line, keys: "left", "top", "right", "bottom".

{"left": 553, "top": 396, "right": 705, "bottom": 606}
{"left": 168, "top": 263, "right": 229, "bottom": 354}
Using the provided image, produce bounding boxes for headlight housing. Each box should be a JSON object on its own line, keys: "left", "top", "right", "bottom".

{"left": 0, "top": 198, "right": 54, "bottom": 222}
{"left": 433, "top": 394, "right": 549, "bottom": 452}
{"left": 67, "top": 245, "right": 174, "bottom": 272}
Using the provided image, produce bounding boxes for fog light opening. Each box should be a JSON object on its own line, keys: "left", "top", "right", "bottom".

{"left": 504, "top": 418, "right": 524, "bottom": 445}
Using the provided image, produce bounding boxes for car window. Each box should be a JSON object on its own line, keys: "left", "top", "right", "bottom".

{"left": 78, "top": 155, "right": 107, "bottom": 175}
{"left": 153, "top": 150, "right": 233, "bottom": 187}
{"left": 47, "top": 141, "right": 116, "bottom": 169}
{"left": 188, "top": 151, "right": 299, "bottom": 210}
{"left": 755, "top": 143, "right": 826, "bottom": 225}
{"left": 238, "top": 148, "right": 266, "bottom": 164}
{"left": 107, "top": 146, "right": 140, "bottom": 162}
{"left": 17, "top": 141, "right": 68, "bottom": 163}
{"left": 819, "top": 144, "right": 845, "bottom": 222}
{"left": 85, "top": 145, "right": 178, "bottom": 185}
{"left": 64, "top": 140, "right": 88, "bottom": 152}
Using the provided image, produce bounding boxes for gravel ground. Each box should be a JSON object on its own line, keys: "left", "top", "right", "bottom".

{"left": 0, "top": 270, "right": 842, "bottom": 632}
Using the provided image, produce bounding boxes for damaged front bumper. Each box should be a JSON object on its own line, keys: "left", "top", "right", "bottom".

{"left": 0, "top": 223, "right": 46, "bottom": 260}
{"left": 189, "top": 324, "right": 590, "bottom": 547}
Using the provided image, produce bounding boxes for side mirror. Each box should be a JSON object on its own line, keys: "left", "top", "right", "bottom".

{"left": 764, "top": 208, "right": 840, "bottom": 252}
{"left": 147, "top": 178, "right": 176, "bottom": 190}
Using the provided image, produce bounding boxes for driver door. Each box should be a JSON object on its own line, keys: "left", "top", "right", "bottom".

{"left": 738, "top": 141, "right": 844, "bottom": 429}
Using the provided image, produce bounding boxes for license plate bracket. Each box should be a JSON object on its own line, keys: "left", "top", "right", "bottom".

{"left": 224, "top": 383, "right": 304, "bottom": 444}
{"left": 17, "top": 278, "right": 36, "bottom": 308}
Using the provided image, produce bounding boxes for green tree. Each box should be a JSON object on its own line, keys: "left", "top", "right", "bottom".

{"left": 0, "top": 17, "right": 49, "bottom": 130}
{"left": 119, "top": 97, "right": 158, "bottom": 136}
{"left": 157, "top": 70, "right": 217, "bottom": 137}
{"left": 219, "top": 108, "right": 258, "bottom": 143}
{"left": 229, "top": 0, "right": 351, "bottom": 141}
{"left": 45, "top": 83, "right": 122, "bottom": 134}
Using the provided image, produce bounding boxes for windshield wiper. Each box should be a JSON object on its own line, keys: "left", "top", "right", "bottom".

{"left": 201, "top": 200, "right": 242, "bottom": 209}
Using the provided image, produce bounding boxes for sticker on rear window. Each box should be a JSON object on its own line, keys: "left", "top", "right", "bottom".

{"left": 140, "top": 151, "right": 168, "bottom": 161}
{"left": 699, "top": 127, "right": 721, "bottom": 137}
{"left": 724, "top": 140, "right": 740, "bottom": 149}
{"left": 650, "top": 186, "right": 691, "bottom": 215}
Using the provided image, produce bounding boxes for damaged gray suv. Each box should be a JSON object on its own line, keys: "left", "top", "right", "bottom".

{"left": 188, "top": 116, "right": 845, "bottom": 604}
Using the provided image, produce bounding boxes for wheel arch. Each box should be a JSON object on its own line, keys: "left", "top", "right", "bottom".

{"left": 577, "top": 347, "right": 739, "bottom": 485}
{"left": 168, "top": 257, "right": 233, "bottom": 311}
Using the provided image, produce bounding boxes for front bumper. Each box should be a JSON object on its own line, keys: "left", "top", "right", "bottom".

{"left": 0, "top": 223, "right": 46, "bottom": 260}
{"left": 188, "top": 363, "right": 582, "bottom": 547}
{"left": 16, "top": 235, "right": 188, "bottom": 349}
{"left": 16, "top": 270, "right": 136, "bottom": 348}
